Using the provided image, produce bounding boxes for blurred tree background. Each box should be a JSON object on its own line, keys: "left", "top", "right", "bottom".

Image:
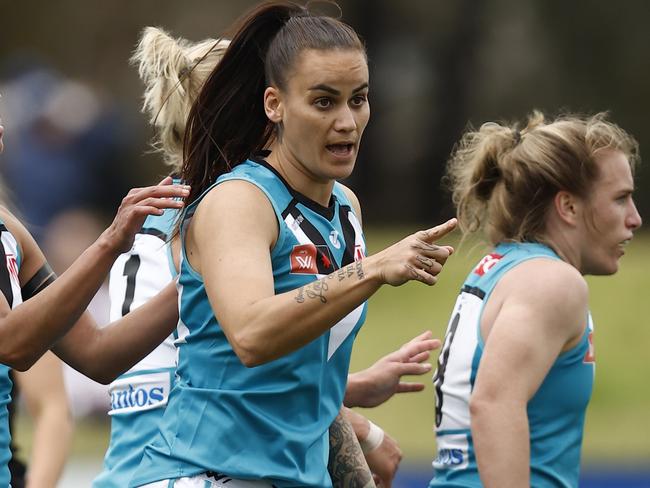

{"left": 2, "top": 0, "right": 649, "bottom": 225}
{"left": 2, "top": 1, "right": 649, "bottom": 486}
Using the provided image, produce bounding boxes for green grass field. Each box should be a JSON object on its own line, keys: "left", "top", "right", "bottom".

{"left": 14, "top": 229, "right": 650, "bottom": 469}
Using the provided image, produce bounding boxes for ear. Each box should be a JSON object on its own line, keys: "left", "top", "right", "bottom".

{"left": 553, "top": 190, "right": 582, "bottom": 226}
{"left": 263, "top": 86, "right": 283, "bottom": 123}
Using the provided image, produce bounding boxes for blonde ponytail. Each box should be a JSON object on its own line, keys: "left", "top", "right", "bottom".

{"left": 131, "top": 27, "right": 229, "bottom": 171}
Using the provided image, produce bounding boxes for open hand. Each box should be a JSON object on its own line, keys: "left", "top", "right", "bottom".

{"left": 345, "top": 330, "right": 441, "bottom": 408}
{"left": 101, "top": 177, "right": 189, "bottom": 254}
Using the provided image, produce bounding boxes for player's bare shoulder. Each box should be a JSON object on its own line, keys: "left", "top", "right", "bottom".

{"left": 499, "top": 257, "right": 588, "bottom": 338}
{"left": 339, "top": 183, "right": 363, "bottom": 225}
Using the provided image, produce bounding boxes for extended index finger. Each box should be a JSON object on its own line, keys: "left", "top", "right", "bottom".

{"left": 419, "top": 218, "right": 458, "bottom": 243}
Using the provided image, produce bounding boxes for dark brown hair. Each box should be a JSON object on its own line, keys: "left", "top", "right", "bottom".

{"left": 181, "top": 1, "right": 365, "bottom": 206}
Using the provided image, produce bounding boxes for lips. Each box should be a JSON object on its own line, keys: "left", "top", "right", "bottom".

{"left": 326, "top": 143, "right": 354, "bottom": 157}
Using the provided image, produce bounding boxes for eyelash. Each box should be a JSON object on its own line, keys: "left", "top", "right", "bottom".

{"left": 314, "top": 95, "right": 368, "bottom": 110}
{"left": 616, "top": 194, "right": 631, "bottom": 203}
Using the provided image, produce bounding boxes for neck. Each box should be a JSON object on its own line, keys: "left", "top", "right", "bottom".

{"left": 538, "top": 228, "right": 582, "bottom": 273}
{"left": 266, "top": 143, "right": 335, "bottom": 207}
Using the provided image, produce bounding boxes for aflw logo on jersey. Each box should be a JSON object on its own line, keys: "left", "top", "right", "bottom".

{"left": 290, "top": 244, "right": 335, "bottom": 275}
{"left": 473, "top": 253, "right": 503, "bottom": 276}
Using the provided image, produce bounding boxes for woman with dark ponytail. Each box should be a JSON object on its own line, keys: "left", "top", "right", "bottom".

{"left": 132, "top": 2, "right": 456, "bottom": 487}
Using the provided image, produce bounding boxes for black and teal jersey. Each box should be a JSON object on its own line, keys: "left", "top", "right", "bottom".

{"left": 133, "top": 159, "right": 367, "bottom": 488}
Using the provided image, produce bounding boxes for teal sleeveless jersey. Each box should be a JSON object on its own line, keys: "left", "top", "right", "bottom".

{"left": 0, "top": 218, "right": 24, "bottom": 487}
{"left": 132, "top": 159, "right": 368, "bottom": 488}
{"left": 93, "top": 209, "right": 179, "bottom": 488}
{"left": 430, "top": 242, "right": 595, "bottom": 488}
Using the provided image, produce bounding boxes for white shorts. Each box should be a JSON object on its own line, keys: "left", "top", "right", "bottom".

{"left": 137, "top": 473, "right": 275, "bottom": 488}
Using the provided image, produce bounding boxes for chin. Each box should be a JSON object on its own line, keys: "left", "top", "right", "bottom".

{"left": 329, "top": 163, "right": 356, "bottom": 180}
{"left": 586, "top": 261, "right": 619, "bottom": 276}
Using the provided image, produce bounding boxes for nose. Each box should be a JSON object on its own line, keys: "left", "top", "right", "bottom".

{"left": 333, "top": 105, "right": 356, "bottom": 133}
{"left": 627, "top": 199, "right": 642, "bottom": 230}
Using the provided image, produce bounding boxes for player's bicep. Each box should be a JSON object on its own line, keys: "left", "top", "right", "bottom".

{"left": 474, "top": 300, "right": 565, "bottom": 404}
{"left": 192, "top": 181, "right": 278, "bottom": 332}
{"left": 473, "top": 264, "right": 588, "bottom": 403}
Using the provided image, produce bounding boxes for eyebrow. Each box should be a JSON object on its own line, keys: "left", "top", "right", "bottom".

{"left": 308, "top": 83, "right": 369, "bottom": 96}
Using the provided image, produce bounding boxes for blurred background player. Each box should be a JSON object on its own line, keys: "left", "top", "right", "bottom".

{"left": 9, "top": 353, "right": 73, "bottom": 488}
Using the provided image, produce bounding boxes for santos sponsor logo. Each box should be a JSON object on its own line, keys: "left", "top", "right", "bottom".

{"left": 108, "top": 372, "right": 170, "bottom": 415}
{"left": 434, "top": 448, "right": 466, "bottom": 467}
{"left": 432, "top": 433, "right": 469, "bottom": 470}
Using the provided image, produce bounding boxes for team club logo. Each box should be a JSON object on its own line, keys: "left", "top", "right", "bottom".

{"left": 290, "top": 244, "right": 336, "bottom": 275}
{"left": 329, "top": 230, "right": 341, "bottom": 249}
{"left": 354, "top": 244, "right": 365, "bottom": 261}
{"left": 5, "top": 253, "right": 18, "bottom": 280}
{"left": 473, "top": 253, "right": 503, "bottom": 276}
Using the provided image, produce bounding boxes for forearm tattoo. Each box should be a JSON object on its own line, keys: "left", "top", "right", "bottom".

{"left": 294, "top": 261, "right": 365, "bottom": 304}
{"left": 328, "top": 413, "right": 375, "bottom": 488}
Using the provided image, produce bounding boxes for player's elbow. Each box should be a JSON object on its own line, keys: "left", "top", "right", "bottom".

{"left": 469, "top": 390, "right": 497, "bottom": 423}
{"left": 74, "top": 362, "right": 118, "bottom": 385}
{"left": 91, "top": 372, "right": 117, "bottom": 385}
{"left": 0, "top": 346, "right": 39, "bottom": 372}
{"left": 229, "top": 328, "right": 270, "bottom": 368}
{"left": 6, "top": 355, "right": 36, "bottom": 372}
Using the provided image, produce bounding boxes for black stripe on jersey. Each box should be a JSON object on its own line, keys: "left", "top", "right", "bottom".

{"left": 461, "top": 284, "right": 486, "bottom": 300}
{"left": 254, "top": 157, "right": 337, "bottom": 220}
{"left": 283, "top": 203, "right": 337, "bottom": 274}
{"left": 21, "top": 263, "right": 56, "bottom": 299}
{"left": 0, "top": 236, "right": 13, "bottom": 306}
{"left": 139, "top": 227, "right": 167, "bottom": 242}
{"left": 434, "top": 310, "right": 460, "bottom": 427}
{"left": 338, "top": 205, "right": 357, "bottom": 267}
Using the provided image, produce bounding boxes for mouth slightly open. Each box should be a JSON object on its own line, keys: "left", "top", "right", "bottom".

{"left": 326, "top": 143, "right": 354, "bottom": 158}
